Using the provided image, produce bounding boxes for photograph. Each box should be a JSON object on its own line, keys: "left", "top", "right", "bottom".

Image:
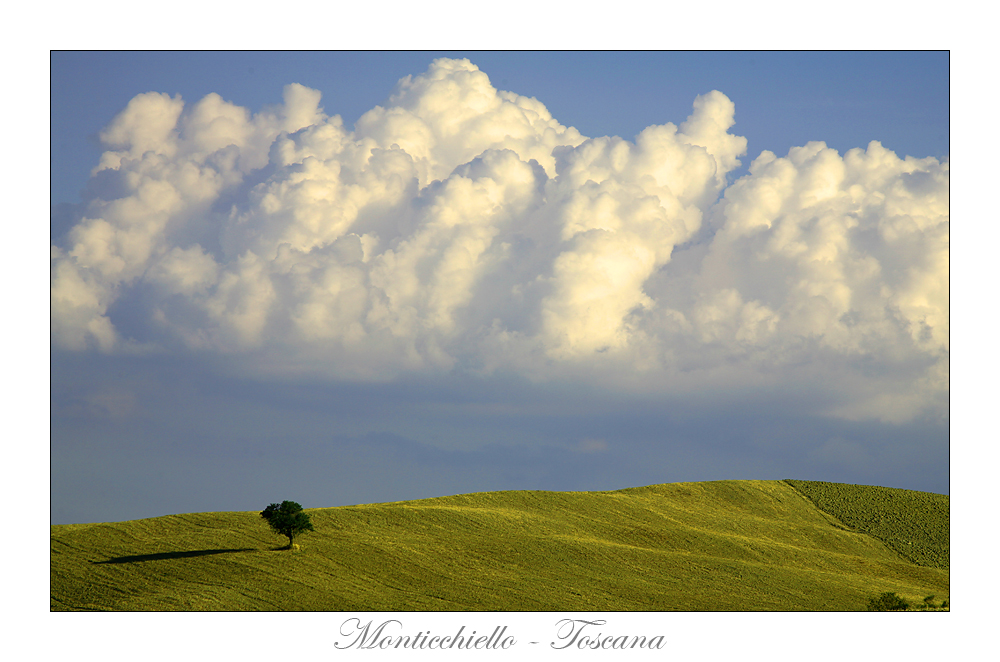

{"left": 49, "top": 50, "right": 949, "bottom": 634}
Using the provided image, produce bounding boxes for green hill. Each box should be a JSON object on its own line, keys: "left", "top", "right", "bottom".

{"left": 784, "top": 479, "right": 949, "bottom": 569}
{"left": 50, "top": 479, "right": 948, "bottom": 611}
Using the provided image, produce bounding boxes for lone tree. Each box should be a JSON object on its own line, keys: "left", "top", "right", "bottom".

{"left": 260, "top": 501, "right": 314, "bottom": 549}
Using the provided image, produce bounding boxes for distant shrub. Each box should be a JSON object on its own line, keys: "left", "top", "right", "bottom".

{"left": 867, "top": 592, "right": 910, "bottom": 611}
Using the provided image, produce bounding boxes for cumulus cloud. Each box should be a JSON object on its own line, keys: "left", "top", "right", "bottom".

{"left": 50, "top": 58, "right": 948, "bottom": 422}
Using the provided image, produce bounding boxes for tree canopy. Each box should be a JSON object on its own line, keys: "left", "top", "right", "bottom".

{"left": 260, "top": 500, "right": 314, "bottom": 548}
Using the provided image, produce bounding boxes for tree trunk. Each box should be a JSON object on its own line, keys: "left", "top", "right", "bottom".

{"left": 286, "top": 533, "right": 294, "bottom": 549}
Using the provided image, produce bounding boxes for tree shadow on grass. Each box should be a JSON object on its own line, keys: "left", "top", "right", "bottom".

{"left": 93, "top": 548, "right": 256, "bottom": 564}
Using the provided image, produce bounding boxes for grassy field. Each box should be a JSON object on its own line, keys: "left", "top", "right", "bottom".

{"left": 50, "top": 479, "right": 948, "bottom": 611}
{"left": 785, "top": 480, "right": 949, "bottom": 569}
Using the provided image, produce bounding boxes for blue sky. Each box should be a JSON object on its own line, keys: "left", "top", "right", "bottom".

{"left": 50, "top": 51, "right": 950, "bottom": 525}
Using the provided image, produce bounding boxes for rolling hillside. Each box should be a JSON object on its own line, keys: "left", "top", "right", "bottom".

{"left": 50, "top": 479, "right": 948, "bottom": 611}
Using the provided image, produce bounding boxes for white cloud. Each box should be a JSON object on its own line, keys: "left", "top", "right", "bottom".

{"left": 355, "top": 58, "right": 585, "bottom": 186}
{"left": 148, "top": 244, "right": 219, "bottom": 296}
{"left": 51, "top": 58, "right": 948, "bottom": 422}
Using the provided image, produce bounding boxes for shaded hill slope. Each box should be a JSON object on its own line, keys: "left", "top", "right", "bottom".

{"left": 785, "top": 479, "right": 949, "bottom": 569}
{"left": 51, "top": 479, "right": 948, "bottom": 611}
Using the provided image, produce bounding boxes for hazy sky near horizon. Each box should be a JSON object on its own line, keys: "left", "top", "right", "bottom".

{"left": 50, "top": 51, "right": 949, "bottom": 525}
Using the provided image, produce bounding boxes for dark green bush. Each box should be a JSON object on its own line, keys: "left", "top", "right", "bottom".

{"left": 867, "top": 592, "right": 910, "bottom": 611}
